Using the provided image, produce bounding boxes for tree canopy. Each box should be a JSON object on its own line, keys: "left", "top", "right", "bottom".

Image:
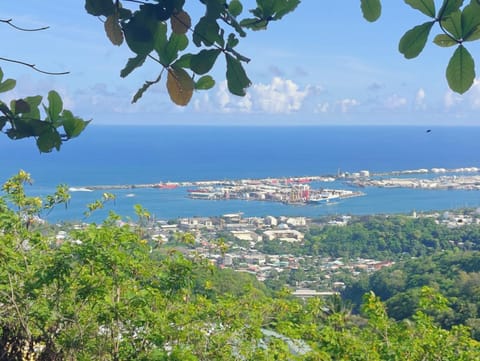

{"left": 1, "top": 0, "right": 480, "bottom": 152}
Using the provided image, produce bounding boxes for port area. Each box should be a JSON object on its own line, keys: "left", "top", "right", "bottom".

{"left": 76, "top": 166, "right": 480, "bottom": 205}
{"left": 187, "top": 182, "right": 363, "bottom": 205}
{"left": 79, "top": 176, "right": 364, "bottom": 205}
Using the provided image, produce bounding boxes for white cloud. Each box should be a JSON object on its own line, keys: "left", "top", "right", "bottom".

{"left": 414, "top": 88, "right": 426, "bottom": 110}
{"left": 384, "top": 94, "right": 407, "bottom": 109}
{"left": 314, "top": 102, "right": 330, "bottom": 113}
{"left": 443, "top": 90, "right": 463, "bottom": 109}
{"left": 467, "top": 79, "right": 480, "bottom": 109}
{"left": 251, "top": 77, "right": 308, "bottom": 113}
{"left": 336, "top": 98, "right": 359, "bottom": 113}
{"left": 195, "top": 77, "right": 310, "bottom": 114}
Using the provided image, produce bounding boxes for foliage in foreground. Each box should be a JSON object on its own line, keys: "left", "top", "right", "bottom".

{"left": 362, "top": 0, "right": 480, "bottom": 94}
{"left": 1, "top": 172, "right": 480, "bottom": 360}
{"left": 0, "top": 68, "right": 90, "bottom": 153}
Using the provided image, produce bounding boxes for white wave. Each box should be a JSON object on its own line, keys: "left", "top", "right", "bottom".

{"left": 68, "top": 187, "right": 93, "bottom": 192}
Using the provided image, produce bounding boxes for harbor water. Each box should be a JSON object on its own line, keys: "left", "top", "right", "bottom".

{"left": 2, "top": 125, "right": 480, "bottom": 222}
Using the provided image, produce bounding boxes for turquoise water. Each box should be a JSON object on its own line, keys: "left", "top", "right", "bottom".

{"left": 2, "top": 125, "right": 480, "bottom": 221}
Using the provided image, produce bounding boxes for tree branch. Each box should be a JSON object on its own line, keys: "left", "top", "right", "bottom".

{"left": 0, "top": 57, "right": 69, "bottom": 75}
{"left": 0, "top": 18, "right": 49, "bottom": 32}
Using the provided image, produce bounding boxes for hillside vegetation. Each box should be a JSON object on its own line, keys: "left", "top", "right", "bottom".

{"left": 1, "top": 172, "right": 480, "bottom": 360}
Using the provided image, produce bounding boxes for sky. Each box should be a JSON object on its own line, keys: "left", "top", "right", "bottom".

{"left": 1, "top": 1, "right": 480, "bottom": 126}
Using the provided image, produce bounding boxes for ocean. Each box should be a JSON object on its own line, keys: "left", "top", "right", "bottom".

{"left": 2, "top": 125, "right": 480, "bottom": 222}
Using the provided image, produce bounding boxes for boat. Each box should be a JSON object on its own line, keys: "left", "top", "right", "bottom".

{"left": 307, "top": 193, "right": 340, "bottom": 204}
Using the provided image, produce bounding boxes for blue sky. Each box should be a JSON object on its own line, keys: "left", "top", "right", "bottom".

{"left": 1, "top": 1, "right": 480, "bottom": 126}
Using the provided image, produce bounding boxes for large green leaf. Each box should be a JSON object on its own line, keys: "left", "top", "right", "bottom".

{"left": 123, "top": 10, "right": 157, "bottom": 55}
{"left": 190, "top": 49, "right": 221, "bottom": 75}
{"left": 62, "top": 110, "right": 90, "bottom": 139}
{"left": 174, "top": 54, "right": 192, "bottom": 68}
{"left": 36, "top": 128, "right": 62, "bottom": 153}
{"left": 360, "top": 0, "right": 382, "bottom": 22}
{"left": 225, "top": 54, "right": 251, "bottom": 96}
{"left": 441, "top": 11, "right": 462, "bottom": 38}
{"left": 0, "top": 79, "right": 16, "bottom": 93}
{"left": 162, "top": 34, "right": 188, "bottom": 66}
{"left": 153, "top": 22, "right": 168, "bottom": 60}
{"left": 437, "top": 0, "right": 463, "bottom": 18}
{"left": 404, "top": 0, "right": 436, "bottom": 18}
{"left": 399, "top": 21, "right": 435, "bottom": 59}
{"left": 462, "top": 1, "right": 480, "bottom": 40}
{"left": 193, "top": 16, "right": 222, "bottom": 47}
{"left": 464, "top": 26, "right": 480, "bottom": 42}
{"left": 446, "top": 45, "right": 475, "bottom": 94}
{"left": 84, "top": 0, "right": 115, "bottom": 17}
{"left": 47, "top": 91, "right": 63, "bottom": 123}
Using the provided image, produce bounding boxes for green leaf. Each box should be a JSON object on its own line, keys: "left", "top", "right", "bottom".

{"left": 227, "top": 33, "right": 240, "bottom": 48}
{"left": 62, "top": 110, "right": 90, "bottom": 139}
{"left": 441, "top": 11, "right": 462, "bottom": 38}
{"left": 225, "top": 53, "right": 251, "bottom": 96}
{"left": 0, "top": 68, "right": 3, "bottom": 82}
{"left": 47, "top": 90, "right": 63, "bottom": 123}
{"left": 404, "top": 0, "right": 436, "bottom": 18}
{"left": 0, "top": 79, "right": 16, "bottom": 93}
{"left": 174, "top": 54, "right": 192, "bottom": 68}
{"left": 239, "top": 18, "right": 268, "bottom": 30}
{"left": 398, "top": 21, "right": 435, "bottom": 59}
{"left": 132, "top": 81, "right": 155, "bottom": 104}
{"left": 464, "top": 26, "right": 480, "bottom": 41}
{"left": 446, "top": 45, "right": 475, "bottom": 94}
{"left": 361, "top": 0, "right": 382, "bottom": 22}
{"left": 14, "top": 99, "right": 30, "bottom": 114}
{"left": 462, "top": 1, "right": 480, "bottom": 40}
{"left": 272, "top": 0, "right": 301, "bottom": 21}
{"left": 123, "top": 10, "right": 157, "bottom": 55}
{"left": 438, "top": 0, "right": 463, "bottom": 18}
{"left": 229, "top": 0, "right": 243, "bottom": 17}
{"left": 19, "top": 96, "right": 42, "bottom": 120}
{"left": 190, "top": 49, "right": 221, "bottom": 75}
{"left": 37, "top": 128, "right": 62, "bottom": 153}
{"left": 195, "top": 75, "right": 215, "bottom": 90}
{"left": 120, "top": 55, "right": 147, "bottom": 78}
{"left": 193, "top": 16, "right": 222, "bottom": 46}
{"left": 153, "top": 22, "right": 168, "bottom": 60}
{"left": 162, "top": 33, "right": 188, "bottom": 66}
{"left": 433, "top": 34, "right": 458, "bottom": 47}
{"left": 84, "top": 0, "right": 115, "bottom": 17}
